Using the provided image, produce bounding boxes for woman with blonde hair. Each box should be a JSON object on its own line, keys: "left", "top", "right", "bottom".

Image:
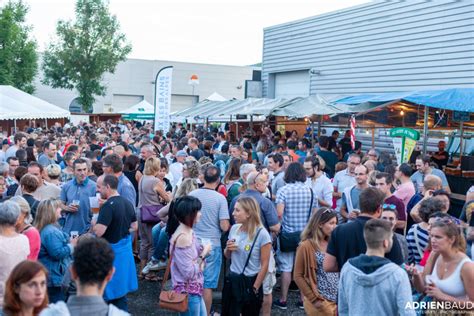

{"left": 11, "top": 196, "right": 41, "bottom": 260}
{"left": 222, "top": 196, "right": 272, "bottom": 316}
{"left": 34, "top": 199, "right": 76, "bottom": 303}
{"left": 138, "top": 157, "right": 172, "bottom": 280}
{"left": 294, "top": 207, "right": 339, "bottom": 315}
{"left": 408, "top": 219, "right": 474, "bottom": 307}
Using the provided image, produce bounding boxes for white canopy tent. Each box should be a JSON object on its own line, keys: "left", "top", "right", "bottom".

{"left": 119, "top": 99, "right": 154, "bottom": 120}
{"left": 0, "top": 85, "right": 70, "bottom": 120}
{"left": 205, "top": 92, "right": 227, "bottom": 101}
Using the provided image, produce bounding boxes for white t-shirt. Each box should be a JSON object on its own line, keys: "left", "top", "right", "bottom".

{"left": 169, "top": 162, "right": 183, "bottom": 188}
{"left": 333, "top": 169, "right": 356, "bottom": 212}
{"left": 0, "top": 234, "right": 30, "bottom": 306}
{"left": 306, "top": 174, "right": 334, "bottom": 208}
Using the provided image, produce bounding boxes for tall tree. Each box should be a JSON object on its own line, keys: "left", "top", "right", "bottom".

{"left": 42, "top": 0, "right": 132, "bottom": 113}
{"left": 0, "top": 1, "right": 38, "bottom": 93}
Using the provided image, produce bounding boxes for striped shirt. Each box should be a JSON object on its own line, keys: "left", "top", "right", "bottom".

{"left": 406, "top": 224, "right": 429, "bottom": 265}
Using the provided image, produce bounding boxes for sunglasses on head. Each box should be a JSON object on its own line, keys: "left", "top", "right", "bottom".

{"left": 433, "top": 217, "right": 455, "bottom": 224}
{"left": 321, "top": 208, "right": 336, "bottom": 214}
{"left": 383, "top": 204, "right": 396, "bottom": 210}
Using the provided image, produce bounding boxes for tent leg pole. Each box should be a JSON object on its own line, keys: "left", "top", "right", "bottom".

{"left": 45, "top": 118, "right": 48, "bottom": 129}
{"left": 372, "top": 126, "right": 375, "bottom": 148}
{"left": 250, "top": 115, "right": 254, "bottom": 132}
{"left": 459, "top": 121, "right": 464, "bottom": 159}
{"left": 236, "top": 122, "right": 239, "bottom": 139}
{"left": 422, "top": 106, "right": 429, "bottom": 155}
{"left": 317, "top": 115, "right": 322, "bottom": 138}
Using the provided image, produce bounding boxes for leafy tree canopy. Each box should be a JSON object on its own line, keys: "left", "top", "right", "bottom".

{"left": 0, "top": 1, "right": 38, "bottom": 93}
{"left": 42, "top": 0, "right": 132, "bottom": 113}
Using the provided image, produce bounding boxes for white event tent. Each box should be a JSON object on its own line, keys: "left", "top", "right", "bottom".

{"left": 119, "top": 100, "right": 154, "bottom": 120}
{"left": 0, "top": 85, "right": 70, "bottom": 120}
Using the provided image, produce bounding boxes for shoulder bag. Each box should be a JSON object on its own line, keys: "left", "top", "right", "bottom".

{"left": 279, "top": 188, "right": 313, "bottom": 252}
{"left": 222, "top": 228, "right": 264, "bottom": 315}
{"left": 139, "top": 178, "right": 163, "bottom": 224}
{"left": 159, "top": 233, "right": 188, "bottom": 312}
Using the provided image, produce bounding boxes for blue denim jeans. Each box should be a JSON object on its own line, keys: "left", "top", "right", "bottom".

{"left": 152, "top": 223, "right": 169, "bottom": 260}
{"left": 180, "top": 294, "right": 206, "bottom": 316}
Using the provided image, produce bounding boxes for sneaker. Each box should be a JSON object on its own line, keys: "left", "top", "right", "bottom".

{"left": 297, "top": 301, "right": 304, "bottom": 310}
{"left": 272, "top": 299, "right": 287, "bottom": 310}
{"left": 142, "top": 259, "right": 167, "bottom": 274}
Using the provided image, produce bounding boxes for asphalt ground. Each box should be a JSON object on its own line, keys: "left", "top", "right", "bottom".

{"left": 128, "top": 269, "right": 306, "bottom": 315}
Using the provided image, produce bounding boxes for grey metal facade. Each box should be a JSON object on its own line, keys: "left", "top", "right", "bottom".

{"left": 262, "top": 0, "right": 474, "bottom": 97}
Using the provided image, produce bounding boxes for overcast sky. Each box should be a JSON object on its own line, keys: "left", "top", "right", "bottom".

{"left": 26, "top": 0, "right": 370, "bottom": 66}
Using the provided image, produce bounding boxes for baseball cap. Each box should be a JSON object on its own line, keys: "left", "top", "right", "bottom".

{"left": 176, "top": 150, "right": 188, "bottom": 157}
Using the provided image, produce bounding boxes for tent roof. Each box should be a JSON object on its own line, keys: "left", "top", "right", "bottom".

{"left": 172, "top": 95, "right": 375, "bottom": 120}
{"left": 335, "top": 88, "right": 474, "bottom": 112}
{"left": 0, "top": 86, "right": 70, "bottom": 120}
{"left": 205, "top": 92, "right": 227, "bottom": 101}
{"left": 119, "top": 99, "right": 154, "bottom": 114}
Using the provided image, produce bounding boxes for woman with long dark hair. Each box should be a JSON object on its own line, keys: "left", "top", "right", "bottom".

{"left": 168, "top": 196, "right": 211, "bottom": 316}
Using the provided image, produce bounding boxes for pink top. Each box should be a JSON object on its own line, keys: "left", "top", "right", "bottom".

{"left": 394, "top": 181, "right": 416, "bottom": 209}
{"left": 22, "top": 226, "right": 41, "bottom": 260}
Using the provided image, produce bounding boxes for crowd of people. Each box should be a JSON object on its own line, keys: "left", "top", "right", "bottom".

{"left": 0, "top": 120, "right": 472, "bottom": 316}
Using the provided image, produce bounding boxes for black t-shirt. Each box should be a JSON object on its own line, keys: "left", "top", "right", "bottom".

{"left": 189, "top": 148, "right": 205, "bottom": 160}
{"left": 327, "top": 137, "right": 337, "bottom": 152}
{"left": 339, "top": 137, "right": 352, "bottom": 158}
{"left": 97, "top": 196, "right": 137, "bottom": 244}
{"left": 431, "top": 151, "right": 449, "bottom": 169}
{"left": 90, "top": 143, "right": 102, "bottom": 152}
{"left": 327, "top": 216, "right": 404, "bottom": 270}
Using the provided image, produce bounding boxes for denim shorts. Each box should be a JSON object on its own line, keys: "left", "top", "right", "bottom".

{"left": 203, "top": 246, "right": 222, "bottom": 289}
{"left": 276, "top": 250, "right": 295, "bottom": 273}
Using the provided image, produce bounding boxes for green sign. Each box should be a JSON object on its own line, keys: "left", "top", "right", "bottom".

{"left": 389, "top": 127, "right": 420, "bottom": 140}
{"left": 122, "top": 113, "right": 154, "bottom": 120}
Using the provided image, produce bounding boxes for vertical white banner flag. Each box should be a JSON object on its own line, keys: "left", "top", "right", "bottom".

{"left": 154, "top": 66, "right": 173, "bottom": 133}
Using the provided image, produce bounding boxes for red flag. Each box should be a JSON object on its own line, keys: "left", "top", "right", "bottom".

{"left": 350, "top": 115, "right": 356, "bottom": 150}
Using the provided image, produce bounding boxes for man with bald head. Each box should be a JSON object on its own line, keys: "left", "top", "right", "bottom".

{"left": 138, "top": 144, "right": 157, "bottom": 172}
{"left": 340, "top": 164, "right": 369, "bottom": 222}
{"left": 406, "top": 174, "right": 443, "bottom": 230}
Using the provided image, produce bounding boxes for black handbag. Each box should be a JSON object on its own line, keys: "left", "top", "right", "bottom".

{"left": 279, "top": 188, "right": 313, "bottom": 252}
{"left": 222, "top": 228, "right": 264, "bottom": 316}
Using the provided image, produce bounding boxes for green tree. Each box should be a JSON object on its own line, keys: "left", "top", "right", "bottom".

{"left": 42, "top": 0, "right": 131, "bottom": 113}
{"left": 0, "top": 1, "right": 38, "bottom": 93}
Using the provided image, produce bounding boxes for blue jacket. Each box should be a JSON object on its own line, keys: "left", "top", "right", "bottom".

{"left": 39, "top": 224, "right": 72, "bottom": 287}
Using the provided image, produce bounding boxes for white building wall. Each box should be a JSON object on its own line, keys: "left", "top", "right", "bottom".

{"left": 33, "top": 58, "right": 256, "bottom": 113}
{"left": 262, "top": 0, "right": 474, "bottom": 97}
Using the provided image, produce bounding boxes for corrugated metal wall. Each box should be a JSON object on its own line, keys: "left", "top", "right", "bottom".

{"left": 262, "top": 0, "right": 474, "bottom": 97}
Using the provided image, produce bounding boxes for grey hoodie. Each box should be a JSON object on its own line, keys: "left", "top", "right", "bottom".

{"left": 338, "top": 254, "right": 415, "bottom": 316}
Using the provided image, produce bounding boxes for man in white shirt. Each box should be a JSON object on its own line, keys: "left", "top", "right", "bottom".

{"left": 304, "top": 156, "right": 333, "bottom": 207}
{"left": 333, "top": 153, "right": 359, "bottom": 212}
{"left": 169, "top": 150, "right": 187, "bottom": 188}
